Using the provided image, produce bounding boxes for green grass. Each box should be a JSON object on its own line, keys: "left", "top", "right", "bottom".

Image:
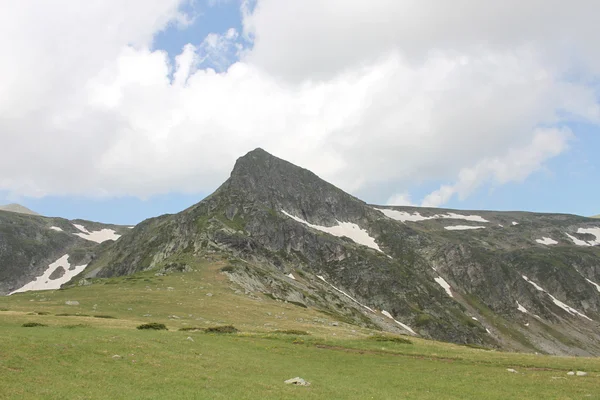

{"left": 0, "top": 259, "right": 598, "bottom": 399}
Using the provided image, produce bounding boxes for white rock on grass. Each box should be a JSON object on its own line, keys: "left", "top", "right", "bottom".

{"left": 567, "top": 371, "right": 575, "bottom": 376}
{"left": 576, "top": 371, "right": 588, "bottom": 376}
{"left": 506, "top": 368, "right": 518, "bottom": 373}
{"left": 284, "top": 377, "right": 310, "bottom": 386}
{"left": 65, "top": 300, "right": 79, "bottom": 306}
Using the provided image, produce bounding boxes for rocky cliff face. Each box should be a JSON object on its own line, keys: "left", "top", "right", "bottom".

{"left": 84, "top": 148, "right": 600, "bottom": 355}
{"left": 0, "top": 211, "right": 129, "bottom": 295}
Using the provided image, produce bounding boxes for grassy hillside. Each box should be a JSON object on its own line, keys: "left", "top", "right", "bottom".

{"left": 1, "top": 258, "right": 598, "bottom": 399}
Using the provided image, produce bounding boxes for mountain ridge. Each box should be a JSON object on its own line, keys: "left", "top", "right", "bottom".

{"left": 0, "top": 203, "right": 40, "bottom": 216}
{"left": 77, "top": 148, "right": 600, "bottom": 355}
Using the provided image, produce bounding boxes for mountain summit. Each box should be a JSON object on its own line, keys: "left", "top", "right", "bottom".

{"left": 74, "top": 149, "right": 600, "bottom": 355}
{"left": 0, "top": 203, "right": 40, "bottom": 216}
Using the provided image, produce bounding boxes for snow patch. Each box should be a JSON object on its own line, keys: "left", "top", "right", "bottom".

{"left": 536, "top": 237, "right": 558, "bottom": 245}
{"left": 566, "top": 233, "right": 591, "bottom": 246}
{"left": 375, "top": 208, "right": 488, "bottom": 223}
{"left": 282, "top": 210, "right": 381, "bottom": 252}
{"left": 316, "top": 275, "right": 375, "bottom": 313}
{"left": 381, "top": 310, "right": 417, "bottom": 335}
{"left": 444, "top": 225, "right": 486, "bottom": 231}
{"left": 72, "top": 224, "right": 121, "bottom": 243}
{"left": 9, "top": 255, "right": 87, "bottom": 294}
{"left": 434, "top": 276, "right": 453, "bottom": 297}
{"left": 471, "top": 317, "right": 478, "bottom": 321}
{"left": 567, "top": 228, "right": 600, "bottom": 246}
{"left": 516, "top": 301, "right": 528, "bottom": 314}
{"left": 498, "top": 224, "right": 504, "bottom": 227}
{"left": 512, "top": 222, "right": 519, "bottom": 226}
{"left": 521, "top": 275, "right": 592, "bottom": 321}
{"left": 49, "top": 226, "right": 63, "bottom": 232}
{"left": 585, "top": 278, "right": 600, "bottom": 293}
{"left": 287, "top": 273, "right": 296, "bottom": 280}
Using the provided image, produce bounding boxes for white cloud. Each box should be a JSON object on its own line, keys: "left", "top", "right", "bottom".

{"left": 421, "top": 128, "right": 572, "bottom": 207}
{"left": 0, "top": 0, "right": 598, "bottom": 205}
{"left": 386, "top": 193, "right": 414, "bottom": 207}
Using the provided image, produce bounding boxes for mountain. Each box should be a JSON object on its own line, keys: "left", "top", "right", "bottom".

{"left": 592, "top": 215, "right": 600, "bottom": 219}
{"left": 76, "top": 148, "right": 600, "bottom": 356}
{"left": 0, "top": 209, "right": 130, "bottom": 295}
{"left": 0, "top": 203, "right": 40, "bottom": 216}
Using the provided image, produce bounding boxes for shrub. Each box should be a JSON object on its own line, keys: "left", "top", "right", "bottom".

{"left": 34, "top": 311, "right": 51, "bottom": 315}
{"left": 179, "top": 327, "right": 204, "bottom": 332}
{"left": 220, "top": 265, "right": 235, "bottom": 273}
{"left": 56, "top": 313, "right": 90, "bottom": 317}
{"left": 62, "top": 324, "right": 89, "bottom": 329}
{"left": 22, "top": 322, "right": 47, "bottom": 327}
{"left": 205, "top": 325, "right": 238, "bottom": 334}
{"left": 137, "top": 322, "right": 167, "bottom": 330}
{"left": 273, "top": 329, "right": 310, "bottom": 335}
{"left": 368, "top": 334, "right": 412, "bottom": 344}
{"left": 93, "top": 315, "right": 116, "bottom": 319}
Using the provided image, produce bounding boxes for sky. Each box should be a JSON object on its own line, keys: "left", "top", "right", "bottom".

{"left": 0, "top": 0, "right": 599, "bottom": 225}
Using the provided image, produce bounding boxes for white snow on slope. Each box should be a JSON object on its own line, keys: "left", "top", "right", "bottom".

{"left": 287, "top": 273, "right": 296, "bottom": 280}
{"left": 567, "top": 227, "right": 600, "bottom": 246}
{"left": 578, "top": 227, "right": 600, "bottom": 245}
{"left": 375, "top": 208, "right": 489, "bottom": 223}
{"left": 444, "top": 225, "right": 486, "bottom": 231}
{"left": 282, "top": 210, "right": 381, "bottom": 252}
{"left": 566, "top": 233, "right": 590, "bottom": 246}
{"left": 9, "top": 255, "right": 88, "bottom": 295}
{"left": 49, "top": 226, "right": 63, "bottom": 232}
{"left": 381, "top": 310, "right": 417, "bottom": 335}
{"left": 516, "top": 301, "right": 528, "bottom": 313}
{"left": 316, "top": 275, "right": 375, "bottom": 313}
{"left": 521, "top": 275, "right": 592, "bottom": 321}
{"left": 512, "top": 222, "right": 519, "bottom": 226}
{"left": 73, "top": 224, "right": 121, "bottom": 243}
{"left": 434, "top": 276, "right": 453, "bottom": 297}
{"left": 536, "top": 237, "right": 558, "bottom": 245}
{"left": 585, "top": 278, "right": 600, "bottom": 293}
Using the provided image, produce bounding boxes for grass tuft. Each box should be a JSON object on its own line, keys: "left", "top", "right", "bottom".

{"left": 272, "top": 329, "right": 310, "bottom": 335}
{"left": 368, "top": 334, "right": 412, "bottom": 344}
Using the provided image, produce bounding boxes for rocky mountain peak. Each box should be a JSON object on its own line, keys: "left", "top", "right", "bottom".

{"left": 224, "top": 148, "right": 368, "bottom": 225}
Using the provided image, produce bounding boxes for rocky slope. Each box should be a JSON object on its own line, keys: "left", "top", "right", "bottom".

{"left": 0, "top": 210, "right": 129, "bottom": 295}
{"left": 78, "top": 149, "right": 600, "bottom": 355}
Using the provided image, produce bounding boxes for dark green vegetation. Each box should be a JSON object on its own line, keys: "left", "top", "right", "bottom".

{"left": 137, "top": 323, "right": 167, "bottom": 330}
{"left": 21, "top": 322, "right": 47, "bottom": 327}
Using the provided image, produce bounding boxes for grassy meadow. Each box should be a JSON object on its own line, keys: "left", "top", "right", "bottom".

{"left": 0, "top": 260, "right": 598, "bottom": 399}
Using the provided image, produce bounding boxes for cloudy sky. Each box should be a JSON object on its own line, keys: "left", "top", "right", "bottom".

{"left": 1, "top": 0, "right": 599, "bottom": 224}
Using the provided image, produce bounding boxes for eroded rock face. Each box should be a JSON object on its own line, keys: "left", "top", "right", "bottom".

{"left": 86, "top": 148, "right": 600, "bottom": 355}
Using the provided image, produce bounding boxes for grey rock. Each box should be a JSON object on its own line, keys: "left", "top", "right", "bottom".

{"left": 576, "top": 371, "right": 588, "bottom": 376}
{"left": 506, "top": 369, "right": 518, "bottom": 373}
{"left": 65, "top": 300, "right": 79, "bottom": 306}
{"left": 567, "top": 371, "right": 575, "bottom": 376}
{"left": 206, "top": 293, "right": 213, "bottom": 297}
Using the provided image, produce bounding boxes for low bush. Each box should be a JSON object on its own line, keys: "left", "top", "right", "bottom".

{"left": 22, "top": 322, "right": 47, "bottom": 327}
{"left": 205, "top": 325, "right": 238, "bottom": 334}
{"left": 93, "top": 315, "right": 116, "bottom": 319}
{"left": 137, "top": 322, "right": 167, "bottom": 330}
